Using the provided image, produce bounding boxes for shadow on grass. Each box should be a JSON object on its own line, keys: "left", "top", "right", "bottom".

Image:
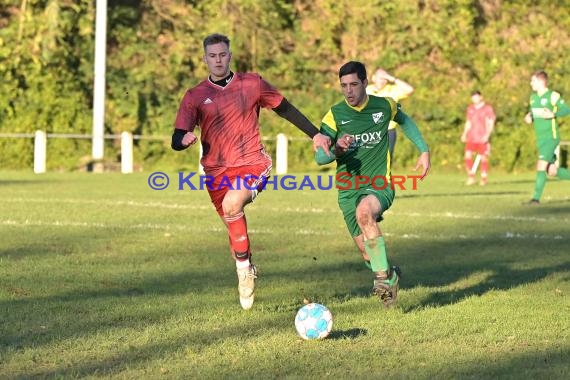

{"left": 423, "top": 346, "right": 570, "bottom": 379}
{"left": 0, "top": 179, "right": 52, "bottom": 186}
{"left": 327, "top": 328, "right": 367, "bottom": 340}
{"left": 271, "top": 205, "right": 570, "bottom": 313}
{"left": 0, "top": 227, "right": 243, "bottom": 352}
{"left": 401, "top": 261, "right": 569, "bottom": 313}
{"left": 521, "top": 202, "right": 570, "bottom": 214}
{"left": 9, "top": 315, "right": 284, "bottom": 379}
{"left": 399, "top": 190, "right": 525, "bottom": 199}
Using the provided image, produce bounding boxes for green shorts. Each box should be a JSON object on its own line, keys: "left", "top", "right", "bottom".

{"left": 338, "top": 186, "right": 395, "bottom": 237}
{"left": 536, "top": 137, "right": 560, "bottom": 163}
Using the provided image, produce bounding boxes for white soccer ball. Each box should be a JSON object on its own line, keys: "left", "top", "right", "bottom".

{"left": 294, "top": 303, "right": 333, "bottom": 340}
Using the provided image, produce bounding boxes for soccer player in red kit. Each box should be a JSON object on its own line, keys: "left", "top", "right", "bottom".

{"left": 171, "top": 33, "right": 330, "bottom": 310}
{"left": 460, "top": 90, "right": 496, "bottom": 186}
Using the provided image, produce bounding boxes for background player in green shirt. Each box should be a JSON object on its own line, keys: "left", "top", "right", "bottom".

{"left": 523, "top": 70, "right": 570, "bottom": 204}
{"left": 315, "top": 61, "right": 430, "bottom": 307}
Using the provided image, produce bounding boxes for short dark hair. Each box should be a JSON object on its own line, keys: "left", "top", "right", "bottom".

{"left": 533, "top": 70, "right": 548, "bottom": 82}
{"left": 203, "top": 33, "right": 230, "bottom": 51}
{"left": 471, "top": 90, "right": 481, "bottom": 96}
{"left": 339, "top": 61, "right": 367, "bottom": 82}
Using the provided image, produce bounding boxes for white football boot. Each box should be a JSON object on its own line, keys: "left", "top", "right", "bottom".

{"left": 236, "top": 264, "right": 257, "bottom": 310}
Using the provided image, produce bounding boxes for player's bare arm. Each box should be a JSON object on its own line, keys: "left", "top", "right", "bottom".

{"left": 461, "top": 120, "right": 471, "bottom": 143}
{"left": 484, "top": 117, "right": 495, "bottom": 142}
{"left": 373, "top": 69, "right": 414, "bottom": 96}
{"left": 414, "top": 151, "right": 431, "bottom": 179}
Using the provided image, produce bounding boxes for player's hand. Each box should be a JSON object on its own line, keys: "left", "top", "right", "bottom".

{"left": 524, "top": 112, "right": 533, "bottom": 124}
{"left": 541, "top": 108, "right": 555, "bottom": 119}
{"left": 335, "top": 133, "right": 353, "bottom": 155}
{"left": 375, "top": 69, "right": 393, "bottom": 82}
{"left": 414, "top": 152, "right": 431, "bottom": 180}
{"left": 313, "top": 133, "right": 331, "bottom": 155}
{"left": 460, "top": 133, "right": 466, "bottom": 143}
{"left": 182, "top": 132, "right": 198, "bottom": 147}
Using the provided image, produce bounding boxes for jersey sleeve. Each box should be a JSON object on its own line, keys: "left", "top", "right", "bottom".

{"left": 384, "top": 97, "right": 399, "bottom": 121}
{"left": 394, "top": 107, "right": 429, "bottom": 153}
{"left": 320, "top": 109, "right": 338, "bottom": 141}
{"left": 174, "top": 91, "right": 197, "bottom": 132}
{"left": 258, "top": 76, "right": 284, "bottom": 109}
{"left": 553, "top": 92, "right": 570, "bottom": 117}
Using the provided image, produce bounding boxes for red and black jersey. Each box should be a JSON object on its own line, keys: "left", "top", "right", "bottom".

{"left": 174, "top": 73, "right": 283, "bottom": 176}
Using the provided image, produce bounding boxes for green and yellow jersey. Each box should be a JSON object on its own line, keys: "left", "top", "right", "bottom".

{"left": 319, "top": 95, "right": 428, "bottom": 190}
{"left": 529, "top": 89, "right": 570, "bottom": 141}
{"left": 366, "top": 84, "right": 410, "bottom": 130}
{"left": 321, "top": 96, "right": 395, "bottom": 187}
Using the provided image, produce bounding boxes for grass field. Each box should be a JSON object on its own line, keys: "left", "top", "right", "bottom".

{"left": 1, "top": 170, "right": 569, "bottom": 379}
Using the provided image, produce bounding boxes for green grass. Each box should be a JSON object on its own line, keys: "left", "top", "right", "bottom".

{"left": 1, "top": 170, "right": 569, "bottom": 379}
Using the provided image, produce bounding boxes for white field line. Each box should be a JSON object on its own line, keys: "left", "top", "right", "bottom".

{"left": 2, "top": 197, "right": 568, "bottom": 223}
{"left": 0, "top": 219, "right": 566, "bottom": 240}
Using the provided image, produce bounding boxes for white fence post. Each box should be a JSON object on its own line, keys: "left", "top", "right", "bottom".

{"left": 276, "top": 133, "right": 288, "bottom": 175}
{"left": 34, "top": 130, "right": 46, "bottom": 174}
{"left": 121, "top": 131, "right": 133, "bottom": 173}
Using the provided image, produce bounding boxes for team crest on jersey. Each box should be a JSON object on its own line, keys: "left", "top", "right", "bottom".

{"left": 540, "top": 98, "right": 547, "bottom": 106}
{"left": 372, "top": 112, "right": 384, "bottom": 124}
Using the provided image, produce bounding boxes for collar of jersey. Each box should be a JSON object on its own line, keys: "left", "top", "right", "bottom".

{"left": 535, "top": 88, "right": 549, "bottom": 97}
{"left": 345, "top": 95, "right": 369, "bottom": 112}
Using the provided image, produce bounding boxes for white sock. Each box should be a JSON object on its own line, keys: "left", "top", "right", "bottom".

{"left": 235, "top": 259, "right": 250, "bottom": 270}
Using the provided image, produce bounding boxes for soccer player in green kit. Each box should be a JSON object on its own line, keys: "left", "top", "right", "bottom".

{"left": 315, "top": 61, "right": 430, "bottom": 307}
{"left": 524, "top": 70, "right": 570, "bottom": 204}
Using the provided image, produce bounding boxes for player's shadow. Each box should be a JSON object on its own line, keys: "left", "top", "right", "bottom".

{"left": 398, "top": 190, "right": 524, "bottom": 199}
{"left": 527, "top": 200, "right": 570, "bottom": 209}
{"left": 0, "top": 179, "right": 51, "bottom": 186}
{"left": 401, "top": 261, "right": 569, "bottom": 313}
{"left": 492, "top": 179, "right": 535, "bottom": 185}
{"left": 327, "top": 328, "right": 367, "bottom": 340}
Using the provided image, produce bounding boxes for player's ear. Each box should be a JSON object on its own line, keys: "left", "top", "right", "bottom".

{"left": 202, "top": 54, "right": 207, "bottom": 64}
{"left": 363, "top": 79, "right": 368, "bottom": 87}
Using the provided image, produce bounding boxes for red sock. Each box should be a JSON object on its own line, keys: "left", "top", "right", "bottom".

{"left": 480, "top": 160, "right": 488, "bottom": 176}
{"left": 224, "top": 212, "right": 250, "bottom": 259}
{"left": 465, "top": 157, "right": 473, "bottom": 173}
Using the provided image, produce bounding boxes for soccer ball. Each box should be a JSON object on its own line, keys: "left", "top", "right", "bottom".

{"left": 294, "top": 303, "right": 333, "bottom": 340}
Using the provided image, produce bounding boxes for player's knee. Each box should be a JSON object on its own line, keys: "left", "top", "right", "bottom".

{"left": 536, "top": 160, "right": 548, "bottom": 171}
{"left": 546, "top": 163, "right": 558, "bottom": 176}
{"left": 355, "top": 208, "right": 374, "bottom": 227}
{"left": 222, "top": 192, "right": 244, "bottom": 216}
